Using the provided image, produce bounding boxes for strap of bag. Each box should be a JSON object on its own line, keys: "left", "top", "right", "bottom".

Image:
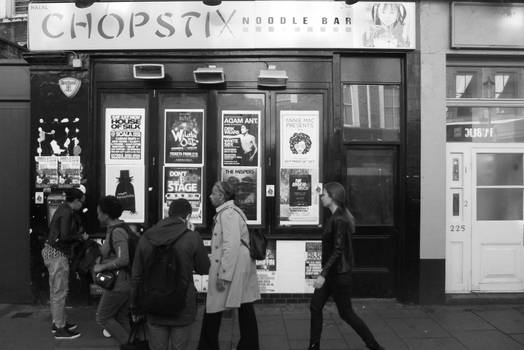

{"left": 217, "top": 206, "right": 250, "bottom": 249}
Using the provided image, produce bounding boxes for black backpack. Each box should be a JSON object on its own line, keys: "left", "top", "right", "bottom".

{"left": 109, "top": 222, "right": 139, "bottom": 270}
{"left": 140, "top": 230, "right": 190, "bottom": 317}
{"left": 228, "top": 207, "right": 267, "bottom": 261}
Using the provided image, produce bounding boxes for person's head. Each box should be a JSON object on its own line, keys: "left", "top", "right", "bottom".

{"left": 65, "top": 188, "right": 85, "bottom": 211}
{"left": 168, "top": 198, "right": 193, "bottom": 221}
{"left": 321, "top": 182, "right": 346, "bottom": 209}
{"left": 209, "top": 181, "right": 235, "bottom": 208}
{"left": 97, "top": 195, "right": 123, "bottom": 225}
{"left": 372, "top": 3, "right": 406, "bottom": 27}
{"left": 240, "top": 124, "right": 249, "bottom": 135}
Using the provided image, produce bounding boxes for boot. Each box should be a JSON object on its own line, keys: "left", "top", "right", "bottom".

{"left": 307, "top": 343, "right": 320, "bottom": 350}
{"left": 367, "top": 344, "right": 385, "bottom": 350}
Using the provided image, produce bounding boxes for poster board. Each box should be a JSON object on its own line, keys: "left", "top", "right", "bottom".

{"left": 105, "top": 164, "right": 146, "bottom": 223}
{"left": 163, "top": 166, "right": 203, "bottom": 224}
{"left": 164, "top": 109, "right": 204, "bottom": 165}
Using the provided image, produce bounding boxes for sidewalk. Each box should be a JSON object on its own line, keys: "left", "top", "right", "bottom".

{"left": 2, "top": 300, "right": 524, "bottom": 350}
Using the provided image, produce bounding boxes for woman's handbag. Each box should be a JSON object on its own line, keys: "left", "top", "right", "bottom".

{"left": 121, "top": 320, "right": 149, "bottom": 350}
{"left": 94, "top": 271, "right": 116, "bottom": 290}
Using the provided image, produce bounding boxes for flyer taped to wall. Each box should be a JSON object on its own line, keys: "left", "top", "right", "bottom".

{"left": 105, "top": 108, "right": 145, "bottom": 164}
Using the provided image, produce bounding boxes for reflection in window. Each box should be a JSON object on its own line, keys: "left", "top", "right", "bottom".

{"left": 477, "top": 153, "right": 523, "bottom": 186}
{"left": 343, "top": 85, "right": 400, "bottom": 142}
{"left": 455, "top": 73, "right": 475, "bottom": 98}
{"left": 477, "top": 188, "right": 523, "bottom": 221}
{"left": 494, "top": 73, "right": 517, "bottom": 99}
{"left": 346, "top": 149, "right": 395, "bottom": 226}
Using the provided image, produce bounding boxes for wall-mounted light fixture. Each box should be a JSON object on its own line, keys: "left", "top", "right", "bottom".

{"left": 133, "top": 64, "right": 165, "bottom": 79}
{"left": 258, "top": 65, "right": 288, "bottom": 88}
{"left": 193, "top": 65, "right": 225, "bottom": 84}
{"left": 340, "top": 0, "right": 359, "bottom": 4}
{"left": 203, "top": 0, "right": 222, "bottom": 6}
{"left": 74, "top": 0, "right": 96, "bottom": 9}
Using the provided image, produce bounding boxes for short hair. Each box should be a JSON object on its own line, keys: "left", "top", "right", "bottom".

{"left": 168, "top": 198, "right": 192, "bottom": 219}
{"left": 65, "top": 188, "right": 84, "bottom": 203}
{"left": 98, "top": 195, "right": 123, "bottom": 220}
{"left": 215, "top": 181, "right": 236, "bottom": 201}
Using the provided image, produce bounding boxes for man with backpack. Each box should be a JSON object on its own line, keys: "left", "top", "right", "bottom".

{"left": 131, "top": 198, "right": 210, "bottom": 350}
{"left": 93, "top": 195, "right": 138, "bottom": 345}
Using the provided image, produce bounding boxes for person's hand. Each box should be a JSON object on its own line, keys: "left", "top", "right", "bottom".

{"left": 93, "top": 264, "right": 104, "bottom": 273}
{"left": 187, "top": 220, "right": 195, "bottom": 231}
{"left": 216, "top": 279, "right": 230, "bottom": 292}
{"left": 249, "top": 154, "right": 255, "bottom": 161}
{"left": 81, "top": 233, "right": 89, "bottom": 241}
{"left": 313, "top": 275, "right": 326, "bottom": 289}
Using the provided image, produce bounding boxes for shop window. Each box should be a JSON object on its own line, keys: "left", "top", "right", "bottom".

{"left": 477, "top": 153, "right": 523, "bottom": 186}
{"left": 343, "top": 84, "right": 400, "bottom": 142}
{"left": 477, "top": 188, "right": 523, "bottom": 221}
{"left": 447, "top": 67, "right": 524, "bottom": 99}
{"left": 14, "top": 0, "right": 27, "bottom": 16}
{"left": 346, "top": 148, "right": 396, "bottom": 226}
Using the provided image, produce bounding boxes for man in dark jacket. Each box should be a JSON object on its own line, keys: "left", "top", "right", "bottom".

{"left": 131, "top": 198, "right": 210, "bottom": 350}
{"left": 42, "top": 188, "right": 88, "bottom": 340}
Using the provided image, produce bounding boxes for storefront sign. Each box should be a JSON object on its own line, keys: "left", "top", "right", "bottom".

{"left": 222, "top": 111, "right": 260, "bottom": 167}
{"left": 105, "top": 164, "right": 145, "bottom": 223}
{"left": 221, "top": 167, "right": 261, "bottom": 224}
{"left": 163, "top": 166, "right": 203, "bottom": 224}
{"left": 28, "top": 1, "right": 416, "bottom": 51}
{"left": 165, "top": 109, "right": 204, "bottom": 165}
{"left": 105, "top": 108, "right": 145, "bottom": 164}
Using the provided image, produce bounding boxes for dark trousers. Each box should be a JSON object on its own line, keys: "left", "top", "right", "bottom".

{"left": 309, "top": 273, "right": 379, "bottom": 349}
{"left": 197, "top": 302, "right": 259, "bottom": 350}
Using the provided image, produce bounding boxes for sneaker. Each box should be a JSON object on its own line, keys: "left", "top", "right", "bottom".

{"left": 51, "top": 322, "right": 78, "bottom": 333}
{"left": 102, "top": 329, "right": 111, "bottom": 338}
{"left": 54, "top": 328, "right": 81, "bottom": 340}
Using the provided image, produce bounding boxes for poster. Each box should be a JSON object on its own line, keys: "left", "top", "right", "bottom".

{"left": 222, "top": 111, "right": 260, "bottom": 167}
{"left": 105, "top": 164, "right": 145, "bottom": 223}
{"left": 222, "top": 168, "right": 261, "bottom": 224}
{"left": 305, "top": 241, "right": 323, "bottom": 289}
{"left": 256, "top": 240, "right": 277, "bottom": 293}
{"left": 280, "top": 169, "right": 319, "bottom": 225}
{"left": 165, "top": 109, "right": 204, "bottom": 165}
{"left": 35, "top": 156, "right": 58, "bottom": 188}
{"left": 105, "top": 108, "right": 146, "bottom": 164}
{"left": 58, "top": 156, "right": 81, "bottom": 188}
{"left": 280, "top": 110, "right": 319, "bottom": 169}
{"left": 163, "top": 167, "right": 203, "bottom": 224}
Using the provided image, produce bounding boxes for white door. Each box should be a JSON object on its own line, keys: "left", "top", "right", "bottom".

{"left": 472, "top": 149, "right": 524, "bottom": 292}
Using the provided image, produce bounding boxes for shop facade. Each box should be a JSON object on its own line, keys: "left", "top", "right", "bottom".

{"left": 24, "top": 1, "right": 421, "bottom": 303}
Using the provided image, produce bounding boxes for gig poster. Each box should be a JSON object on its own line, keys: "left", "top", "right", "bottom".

{"left": 280, "top": 110, "right": 319, "bottom": 169}
{"left": 35, "top": 156, "right": 59, "bottom": 188}
{"left": 256, "top": 240, "right": 277, "bottom": 293}
{"left": 165, "top": 109, "right": 204, "bottom": 165}
{"left": 163, "top": 167, "right": 203, "bottom": 224}
{"left": 222, "top": 167, "right": 261, "bottom": 224}
{"left": 105, "top": 164, "right": 145, "bottom": 223}
{"left": 57, "top": 156, "right": 81, "bottom": 188}
{"left": 222, "top": 111, "right": 260, "bottom": 167}
{"left": 280, "top": 169, "right": 319, "bottom": 225}
{"left": 105, "top": 108, "right": 145, "bottom": 164}
{"left": 305, "top": 241, "right": 323, "bottom": 290}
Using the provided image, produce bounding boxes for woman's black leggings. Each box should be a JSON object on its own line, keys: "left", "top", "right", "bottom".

{"left": 309, "top": 273, "right": 379, "bottom": 348}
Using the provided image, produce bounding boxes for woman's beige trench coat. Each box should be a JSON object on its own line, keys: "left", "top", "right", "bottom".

{"left": 206, "top": 200, "right": 260, "bottom": 313}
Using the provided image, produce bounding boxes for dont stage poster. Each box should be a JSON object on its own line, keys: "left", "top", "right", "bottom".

{"left": 165, "top": 109, "right": 204, "bottom": 165}
{"left": 163, "top": 166, "right": 203, "bottom": 224}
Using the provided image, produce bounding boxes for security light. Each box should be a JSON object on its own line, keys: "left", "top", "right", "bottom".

{"left": 203, "top": 0, "right": 222, "bottom": 6}
{"left": 74, "top": 0, "right": 96, "bottom": 9}
{"left": 258, "top": 65, "right": 288, "bottom": 88}
{"left": 193, "top": 65, "right": 225, "bottom": 84}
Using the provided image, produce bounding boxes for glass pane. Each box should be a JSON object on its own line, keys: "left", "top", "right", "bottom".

{"left": 217, "top": 93, "right": 265, "bottom": 225}
{"left": 477, "top": 188, "right": 523, "bottom": 221}
{"left": 447, "top": 67, "right": 524, "bottom": 99}
{"left": 446, "top": 107, "right": 524, "bottom": 142}
{"left": 452, "top": 193, "right": 460, "bottom": 217}
{"left": 277, "top": 94, "right": 322, "bottom": 226}
{"left": 446, "top": 68, "right": 482, "bottom": 98}
{"left": 477, "top": 153, "right": 523, "bottom": 186}
{"left": 346, "top": 149, "right": 395, "bottom": 226}
{"left": 343, "top": 85, "right": 400, "bottom": 142}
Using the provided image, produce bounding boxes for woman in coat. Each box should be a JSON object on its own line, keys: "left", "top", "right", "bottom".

{"left": 198, "top": 181, "right": 261, "bottom": 350}
{"left": 308, "top": 182, "right": 384, "bottom": 350}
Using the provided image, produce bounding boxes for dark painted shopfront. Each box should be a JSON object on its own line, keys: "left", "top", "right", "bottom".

{"left": 24, "top": 1, "right": 420, "bottom": 303}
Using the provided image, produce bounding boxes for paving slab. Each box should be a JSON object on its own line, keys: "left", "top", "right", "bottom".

{"left": 403, "top": 338, "right": 468, "bottom": 350}
{"left": 474, "top": 308, "right": 524, "bottom": 334}
{"left": 429, "top": 308, "right": 494, "bottom": 332}
{"left": 453, "top": 330, "right": 524, "bottom": 350}
{"left": 386, "top": 317, "right": 451, "bottom": 339}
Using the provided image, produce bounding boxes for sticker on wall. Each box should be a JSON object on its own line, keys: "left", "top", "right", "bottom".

{"left": 305, "top": 241, "right": 322, "bottom": 290}
{"left": 35, "top": 192, "right": 44, "bottom": 204}
{"left": 221, "top": 167, "right": 261, "bottom": 225}
{"left": 222, "top": 110, "right": 261, "bottom": 167}
{"left": 163, "top": 166, "right": 203, "bottom": 224}
{"left": 105, "top": 108, "right": 146, "bottom": 164}
{"left": 256, "top": 240, "right": 277, "bottom": 293}
{"left": 35, "top": 156, "right": 59, "bottom": 188}
{"left": 105, "top": 164, "right": 145, "bottom": 223}
{"left": 59, "top": 77, "right": 81, "bottom": 98}
{"left": 164, "top": 109, "right": 204, "bottom": 165}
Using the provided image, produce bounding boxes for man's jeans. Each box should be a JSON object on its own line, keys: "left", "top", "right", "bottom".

{"left": 96, "top": 290, "right": 130, "bottom": 344}
{"left": 148, "top": 322, "right": 191, "bottom": 350}
{"left": 43, "top": 256, "right": 69, "bottom": 328}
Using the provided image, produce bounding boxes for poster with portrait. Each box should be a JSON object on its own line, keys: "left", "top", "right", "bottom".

{"left": 57, "top": 156, "right": 82, "bottom": 188}
{"left": 163, "top": 166, "right": 203, "bottom": 224}
{"left": 105, "top": 164, "right": 145, "bottom": 223}
{"left": 305, "top": 241, "right": 323, "bottom": 290}
{"left": 256, "top": 240, "right": 277, "bottom": 293}
{"left": 35, "top": 156, "right": 59, "bottom": 188}
{"left": 280, "top": 110, "right": 319, "bottom": 169}
{"left": 222, "top": 111, "right": 260, "bottom": 167}
{"left": 105, "top": 108, "right": 146, "bottom": 164}
{"left": 221, "top": 167, "right": 261, "bottom": 225}
{"left": 280, "top": 168, "right": 319, "bottom": 225}
{"left": 165, "top": 109, "right": 204, "bottom": 165}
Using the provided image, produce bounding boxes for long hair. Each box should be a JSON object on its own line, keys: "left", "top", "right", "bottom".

{"left": 214, "top": 181, "right": 236, "bottom": 202}
{"left": 324, "top": 182, "right": 356, "bottom": 231}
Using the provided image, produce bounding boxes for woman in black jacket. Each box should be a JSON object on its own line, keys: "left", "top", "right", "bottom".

{"left": 308, "top": 182, "right": 384, "bottom": 350}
